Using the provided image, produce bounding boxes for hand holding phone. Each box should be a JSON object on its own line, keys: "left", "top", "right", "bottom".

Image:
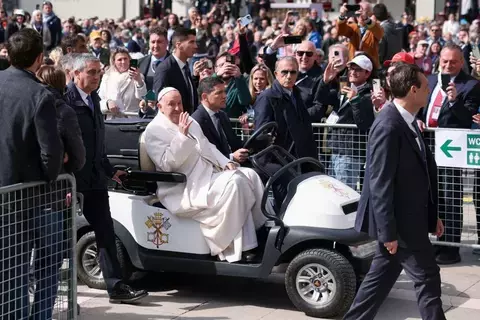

{"left": 130, "top": 59, "right": 138, "bottom": 69}
{"left": 239, "top": 14, "right": 252, "bottom": 27}
{"left": 283, "top": 35, "right": 303, "bottom": 45}
{"left": 339, "top": 75, "right": 349, "bottom": 90}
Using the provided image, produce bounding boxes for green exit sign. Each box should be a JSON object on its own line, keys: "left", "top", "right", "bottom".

{"left": 467, "top": 134, "right": 480, "bottom": 149}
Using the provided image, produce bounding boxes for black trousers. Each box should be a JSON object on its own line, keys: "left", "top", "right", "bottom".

{"left": 81, "top": 190, "right": 122, "bottom": 294}
{"left": 343, "top": 242, "right": 445, "bottom": 320}
{"left": 437, "top": 168, "right": 463, "bottom": 250}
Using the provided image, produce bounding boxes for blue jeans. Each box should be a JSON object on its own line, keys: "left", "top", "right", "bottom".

{"left": 332, "top": 154, "right": 364, "bottom": 190}
{"left": 30, "top": 209, "right": 64, "bottom": 320}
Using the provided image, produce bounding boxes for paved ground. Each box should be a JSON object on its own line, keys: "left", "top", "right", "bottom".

{"left": 64, "top": 247, "right": 480, "bottom": 320}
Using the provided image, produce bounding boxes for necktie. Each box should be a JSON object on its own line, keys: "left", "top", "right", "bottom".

{"left": 183, "top": 65, "right": 193, "bottom": 106}
{"left": 86, "top": 95, "right": 95, "bottom": 113}
{"left": 152, "top": 59, "right": 161, "bottom": 72}
{"left": 412, "top": 120, "right": 426, "bottom": 158}
{"left": 214, "top": 113, "right": 230, "bottom": 155}
{"left": 427, "top": 90, "right": 444, "bottom": 128}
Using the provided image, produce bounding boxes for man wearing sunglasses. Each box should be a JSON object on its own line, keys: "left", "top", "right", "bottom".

{"left": 254, "top": 56, "right": 317, "bottom": 209}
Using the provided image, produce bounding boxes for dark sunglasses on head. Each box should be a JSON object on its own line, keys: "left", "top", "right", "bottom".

{"left": 280, "top": 70, "right": 297, "bottom": 76}
{"left": 296, "top": 51, "right": 314, "bottom": 57}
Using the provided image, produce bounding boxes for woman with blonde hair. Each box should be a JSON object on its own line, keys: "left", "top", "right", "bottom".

{"left": 98, "top": 47, "right": 147, "bottom": 119}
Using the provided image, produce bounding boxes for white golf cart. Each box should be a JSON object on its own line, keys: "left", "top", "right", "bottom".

{"left": 75, "top": 122, "right": 375, "bottom": 318}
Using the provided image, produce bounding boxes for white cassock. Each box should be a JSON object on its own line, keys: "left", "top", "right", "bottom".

{"left": 144, "top": 111, "right": 267, "bottom": 262}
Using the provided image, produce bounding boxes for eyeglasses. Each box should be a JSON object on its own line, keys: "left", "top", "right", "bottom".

{"left": 296, "top": 51, "right": 314, "bottom": 57}
{"left": 280, "top": 70, "right": 297, "bottom": 76}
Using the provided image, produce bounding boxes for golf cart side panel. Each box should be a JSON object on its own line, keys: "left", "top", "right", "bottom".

{"left": 114, "top": 220, "right": 284, "bottom": 279}
{"left": 281, "top": 226, "right": 372, "bottom": 251}
{"left": 282, "top": 175, "right": 360, "bottom": 230}
{"left": 108, "top": 191, "right": 211, "bottom": 255}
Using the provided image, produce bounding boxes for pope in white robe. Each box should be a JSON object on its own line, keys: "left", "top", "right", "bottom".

{"left": 144, "top": 87, "right": 267, "bottom": 262}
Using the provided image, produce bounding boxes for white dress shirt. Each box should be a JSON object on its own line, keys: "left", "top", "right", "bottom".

{"left": 172, "top": 53, "right": 195, "bottom": 103}
{"left": 425, "top": 73, "right": 457, "bottom": 128}
{"left": 204, "top": 105, "right": 234, "bottom": 160}
{"left": 75, "top": 84, "right": 91, "bottom": 106}
{"left": 394, "top": 102, "right": 421, "bottom": 149}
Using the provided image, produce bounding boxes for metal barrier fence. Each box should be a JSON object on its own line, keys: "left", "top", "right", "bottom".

{"left": 0, "top": 174, "right": 77, "bottom": 320}
{"left": 231, "top": 119, "right": 480, "bottom": 251}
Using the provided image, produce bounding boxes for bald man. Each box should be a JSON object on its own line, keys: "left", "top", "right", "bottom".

{"left": 144, "top": 87, "right": 267, "bottom": 263}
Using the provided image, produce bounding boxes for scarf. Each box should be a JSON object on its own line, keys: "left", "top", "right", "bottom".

{"left": 43, "top": 12, "right": 54, "bottom": 23}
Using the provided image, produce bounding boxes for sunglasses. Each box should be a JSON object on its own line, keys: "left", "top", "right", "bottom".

{"left": 280, "top": 70, "right": 297, "bottom": 76}
{"left": 296, "top": 51, "right": 314, "bottom": 57}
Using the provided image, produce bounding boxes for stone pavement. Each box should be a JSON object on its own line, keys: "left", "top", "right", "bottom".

{"left": 71, "top": 247, "right": 480, "bottom": 320}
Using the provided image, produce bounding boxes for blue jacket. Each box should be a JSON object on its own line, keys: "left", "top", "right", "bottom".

{"left": 308, "top": 31, "right": 322, "bottom": 49}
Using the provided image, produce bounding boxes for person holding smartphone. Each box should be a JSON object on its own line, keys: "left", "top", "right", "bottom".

{"left": 98, "top": 47, "right": 147, "bottom": 120}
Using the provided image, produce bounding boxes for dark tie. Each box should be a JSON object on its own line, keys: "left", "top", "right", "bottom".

{"left": 183, "top": 65, "right": 193, "bottom": 106}
{"left": 214, "top": 113, "right": 230, "bottom": 155}
{"left": 86, "top": 95, "right": 95, "bottom": 113}
{"left": 411, "top": 120, "right": 426, "bottom": 158}
{"left": 153, "top": 59, "right": 162, "bottom": 71}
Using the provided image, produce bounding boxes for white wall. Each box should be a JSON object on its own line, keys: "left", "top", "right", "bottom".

{"left": 18, "top": 0, "right": 141, "bottom": 20}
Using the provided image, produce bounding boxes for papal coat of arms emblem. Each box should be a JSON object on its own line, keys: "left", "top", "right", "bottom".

{"left": 145, "top": 212, "right": 172, "bottom": 248}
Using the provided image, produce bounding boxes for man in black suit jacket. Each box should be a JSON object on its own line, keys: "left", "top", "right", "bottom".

{"left": 254, "top": 56, "right": 317, "bottom": 208}
{"left": 139, "top": 27, "right": 170, "bottom": 92}
{"left": 65, "top": 54, "right": 147, "bottom": 304}
{"left": 344, "top": 64, "right": 446, "bottom": 320}
{"left": 192, "top": 76, "right": 248, "bottom": 163}
{"left": 0, "top": 29, "right": 63, "bottom": 319}
{"left": 417, "top": 44, "right": 480, "bottom": 264}
{"left": 153, "top": 27, "right": 198, "bottom": 114}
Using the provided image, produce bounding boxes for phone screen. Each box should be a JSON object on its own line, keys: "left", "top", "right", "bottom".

{"left": 283, "top": 36, "right": 303, "bottom": 45}
{"left": 130, "top": 59, "right": 138, "bottom": 69}
{"left": 240, "top": 14, "right": 252, "bottom": 27}
{"left": 339, "top": 76, "right": 349, "bottom": 90}
{"left": 372, "top": 79, "right": 381, "bottom": 93}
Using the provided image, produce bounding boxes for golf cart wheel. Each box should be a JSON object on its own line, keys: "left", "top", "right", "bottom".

{"left": 116, "top": 237, "right": 135, "bottom": 282}
{"left": 76, "top": 231, "right": 106, "bottom": 290}
{"left": 285, "top": 248, "right": 356, "bottom": 318}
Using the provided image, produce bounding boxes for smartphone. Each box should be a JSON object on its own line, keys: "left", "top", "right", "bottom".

{"left": 339, "top": 76, "right": 349, "bottom": 90}
{"left": 334, "top": 50, "right": 344, "bottom": 66}
{"left": 239, "top": 14, "right": 252, "bottom": 27}
{"left": 130, "top": 59, "right": 138, "bottom": 69}
{"left": 283, "top": 35, "right": 303, "bottom": 45}
{"left": 225, "top": 55, "right": 235, "bottom": 64}
{"left": 472, "top": 45, "right": 480, "bottom": 59}
{"left": 441, "top": 74, "right": 450, "bottom": 91}
{"left": 346, "top": 5, "right": 361, "bottom": 12}
{"left": 204, "top": 59, "right": 213, "bottom": 69}
{"left": 372, "top": 79, "right": 381, "bottom": 94}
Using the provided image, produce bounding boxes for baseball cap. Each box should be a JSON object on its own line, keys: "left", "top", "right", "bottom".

{"left": 89, "top": 30, "right": 102, "bottom": 40}
{"left": 383, "top": 52, "right": 415, "bottom": 67}
{"left": 14, "top": 9, "right": 25, "bottom": 16}
{"left": 418, "top": 40, "right": 429, "bottom": 46}
{"left": 347, "top": 55, "right": 373, "bottom": 72}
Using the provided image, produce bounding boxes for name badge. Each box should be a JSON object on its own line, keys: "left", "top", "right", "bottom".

{"left": 326, "top": 111, "right": 339, "bottom": 124}
{"left": 431, "top": 105, "right": 441, "bottom": 121}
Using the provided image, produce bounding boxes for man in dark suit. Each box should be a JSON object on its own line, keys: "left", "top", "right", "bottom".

{"left": 254, "top": 56, "right": 317, "bottom": 208}
{"left": 344, "top": 63, "right": 446, "bottom": 320}
{"left": 192, "top": 76, "right": 248, "bottom": 163}
{"left": 417, "top": 44, "right": 480, "bottom": 264}
{"left": 0, "top": 29, "right": 63, "bottom": 319}
{"left": 153, "top": 27, "right": 198, "bottom": 114}
{"left": 65, "top": 54, "right": 148, "bottom": 304}
{"left": 138, "top": 26, "right": 169, "bottom": 92}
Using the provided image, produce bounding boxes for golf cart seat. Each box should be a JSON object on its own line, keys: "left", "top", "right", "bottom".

{"left": 136, "top": 132, "right": 186, "bottom": 208}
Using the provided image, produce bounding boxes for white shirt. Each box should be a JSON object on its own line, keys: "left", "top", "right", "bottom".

{"left": 425, "top": 74, "right": 457, "bottom": 128}
{"left": 394, "top": 102, "right": 421, "bottom": 149}
{"left": 172, "top": 53, "right": 195, "bottom": 102}
{"left": 75, "top": 84, "right": 91, "bottom": 107}
{"left": 204, "top": 105, "right": 234, "bottom": 160}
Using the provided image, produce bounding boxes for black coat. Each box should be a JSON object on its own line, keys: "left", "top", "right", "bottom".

{"left": 138, "top": 52, "right": 170, "bottom": 92}
{"left": 191, "top": 105, "right": 243, "bottom": 158}
{"left": 0, "top": 67, "right": 63, "bottom": 187}
{"left": 47, "top": 87, "right": 86, "bottom": 174}
{"left": 419, "top": 70, "right": 480, "bottom": 129}
{"left": 5, "top": 22, "right": 26, "bottom": 40}
{"left": 356, "top": 103, "right": 438, "bottom": 249}
{"left": 378, "top": 19, "right": 404, "bottom": 66}
{"left": 314, "top": 79, "right": 375, "bottom": 157}
{"left": 254, "top": 80, "right": 317, "bottom": 159}
{"left": 153, "top": 54, "right": 198, "bottom": 114}
{"left": 296, "top": 64, "right": 324, "bottom": 122}
{"left": 44, "top": 14, "right": 62, "bottom": 50}
{"left": 64, "top": 82, "right": 115, "bottom": 191}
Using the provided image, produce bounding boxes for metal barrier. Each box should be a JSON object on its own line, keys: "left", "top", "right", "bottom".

{"left": 0, "top": 174, "right": 77, "bottom": 320}
{"left": 230, "top": 119, "right": 480, "bottom": 250}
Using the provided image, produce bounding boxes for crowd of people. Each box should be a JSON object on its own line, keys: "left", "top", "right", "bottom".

{"left": 1, "top": 0, "right": 480, "bottom": 319}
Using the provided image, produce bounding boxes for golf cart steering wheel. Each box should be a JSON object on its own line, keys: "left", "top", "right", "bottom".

{"left": 243, "top": 121, "right": 278, "bottom": 154}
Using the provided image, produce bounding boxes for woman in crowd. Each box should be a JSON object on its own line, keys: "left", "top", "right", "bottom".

{"left": 29, "top": 10, "right": 51, "bottom": 51}
{"left": 166, "top": 13, "right": 180, "bottom": 44}
{"left": 101, "top": 29, "right": 118, "bottom": 51}
{"left": 34, "top": 65, "right": 85, "bottom": 320}
{"left": 98, "top": 47, "right": 147, "bottom": 120}
{"left": 429, "top": 41, "right": 443, "bottom": 73}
